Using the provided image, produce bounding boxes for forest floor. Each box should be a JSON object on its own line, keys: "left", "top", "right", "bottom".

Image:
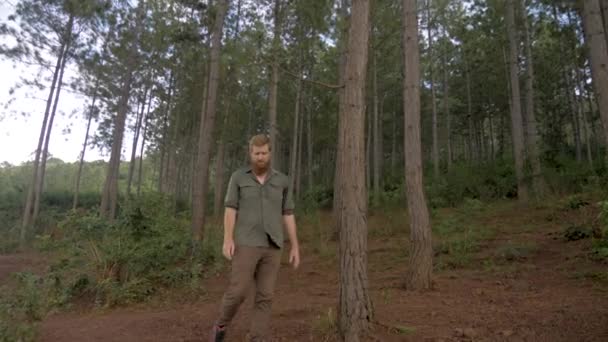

{"left": 3, "top": 197, "right": 608, "bottom": 341}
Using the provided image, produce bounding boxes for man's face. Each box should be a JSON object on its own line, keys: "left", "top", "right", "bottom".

{"left": 250, "top": 144, "right": 271, "bottom": 171}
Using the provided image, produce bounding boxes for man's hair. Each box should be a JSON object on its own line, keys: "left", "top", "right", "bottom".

{"left": 249, "top": 134, "right": 272, "bottom": 151}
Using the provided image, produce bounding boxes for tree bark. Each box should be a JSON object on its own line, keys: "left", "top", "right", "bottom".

{"left": 191, "top": 0, "right": 228, "bottom": 243}
{"left": 403, "top": 0, "right": 433, "bottom": 290}
{"left": 307, "top": 86, "right": 313, "bottom": 193}
{"left": 601, "top": 0, "right": 608, "bottom": 50}
{"left": 158, "top": 73, "right": 175, "bottom": 193}
{"left": 333, "top": 0, "right": 350, "bottom": 221}
{"left": 337, "top": 1, "right": 373, "bottom": 340}
{"left": 289, "top": 65, "right": 303, "bottom": 195}
{"left": 463, "top": 51, "right": 475, "bottom": 163}
{"left": 521, "top": 0, "right": 546, "bottom": 197}
{"left": 137, "top": 93, "right": 153, "bottom": 196}
{"left": 34, "top": 14, "right": 74, "bottom": 224}
{"left": 21, "top": 41, "right": 64, "bottom": 244}
{"left": 443, "top": 45, "right": 452, "bottom": 171}
{"left": 366, "top": 100, "right": 372, "bottom": 191}
{"left": 582, "top": 0, "right": 608, "bottom": 165}
{"left": 100, "top": 2, "right": 145, "bottom": 220}
{"left": 391, "top": 109, "right": 397, "bottom": 177}
{"left": 426, "top": 0, "right": 440, "bottom": 178}
{"left": 128, "top": 88, "right": 149, "bottom": 196}
{"left": 73, "top": 77, "right": 100, "bottom": 210}
{"left": 574, "top": 64, "right": 594, "bottom": 168}
{"left": 372, "top": 52, "right": 381, "bottom": 205}
{"left": 295, "top": 93, "right": 305, "bottom": 200}
{"left": 21, "top": 14, "right": 72, "bottom": 244}
{"left": 506, "top": 0, "right": 529, "bottom": 202}
{"left": 269, "top": 0, "right": 282, "bottom": 166}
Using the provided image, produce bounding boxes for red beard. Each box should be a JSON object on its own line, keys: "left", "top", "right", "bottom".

{"left": 252, "top": 160, "right": 270, "bottom": 174}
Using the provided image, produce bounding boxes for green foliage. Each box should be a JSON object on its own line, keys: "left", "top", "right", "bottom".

{"left": 0, "top": 271, "right": 67, "bottom": 342}
{"left": 425, "top": 161, "right": 516, "bottom": 208}
{"left": 563, "top": 225, "right": 592, "bottom": 241}
{"left": 591, "top": 201, "right": 608, "bottom": 261}
{"left": 312, "top": 307, "right": 337, "bottom": 336}
{"left": 543, "top": 155, "right": 604, "bottom": 196}
{"left": 299, "top": 185, "right": 333, "bottom": 212}
{"left": 563, "top": 194, "right": 591, "bottom": 210}
{"left": 22, "top": 193, "right": 225, "bottom": 310}
{"left": 494, "top": 242, "right": 537, "bottom": 263}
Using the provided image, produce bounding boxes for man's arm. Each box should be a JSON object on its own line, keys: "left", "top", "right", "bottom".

{"left": 223, "top": 208, "right": 237, "bottom": 260}
{"left": 283, "top": 214, "right": 300, "bottom": 269}
{"left": 223, "top": 173, "right": 239, "bottom": 260}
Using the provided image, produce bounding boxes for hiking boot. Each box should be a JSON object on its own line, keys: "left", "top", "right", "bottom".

{"left": 209, "top": 324, "right": 226, "bottom": 342}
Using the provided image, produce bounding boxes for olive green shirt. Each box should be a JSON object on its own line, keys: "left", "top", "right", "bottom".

{"left": 224, "top": 167, "right": 295, "bottom": 249}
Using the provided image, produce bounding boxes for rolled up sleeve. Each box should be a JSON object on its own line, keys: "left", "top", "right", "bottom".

{"left": 224, "top": 173, "right": 239, "bottom": 209}
{"left": 282, "top": 180, "right": 295, "bottom": 215}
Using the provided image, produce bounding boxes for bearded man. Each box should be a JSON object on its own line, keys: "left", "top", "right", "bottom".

{"left": 209, "top": 134, "right": 301, "bottom": 342}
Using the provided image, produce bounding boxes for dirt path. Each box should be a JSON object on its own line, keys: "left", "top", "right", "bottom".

{"left": 37, "top": 204, "right": 608, "bottom": 342}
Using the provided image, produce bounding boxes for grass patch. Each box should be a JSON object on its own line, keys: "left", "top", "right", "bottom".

{"left": 312, "top": 307, "right": 337, "bottom": 336}
{"left": 391, "top": 324, "right": 416, "bottom": 335}
{"left": 494, "top": 241, "right": 538, "bottom": 263}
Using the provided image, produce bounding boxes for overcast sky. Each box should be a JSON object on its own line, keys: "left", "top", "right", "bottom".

{"left": 0, "top": 1, "right": 127, "bottom": 166}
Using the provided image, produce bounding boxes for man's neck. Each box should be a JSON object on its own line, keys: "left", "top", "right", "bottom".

{"left": 252, "top": 167, "right": 269, "bottom": 183}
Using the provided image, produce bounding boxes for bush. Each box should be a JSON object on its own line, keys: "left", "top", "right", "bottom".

{"left": 425, "top": 161, "right": 516, "bottom": 208}
{"left": 563, "top": 225, "right": 592, "bottom": 241}
{"left": 31, "top": 193, "right": 224, "bottom": 308}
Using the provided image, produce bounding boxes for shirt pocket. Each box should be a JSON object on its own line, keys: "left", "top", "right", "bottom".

{"left": 266, "top": 182, "right": 284, "bottom": 202}
{"left": 240, "top": 184, "right": 259, "bottom": 199}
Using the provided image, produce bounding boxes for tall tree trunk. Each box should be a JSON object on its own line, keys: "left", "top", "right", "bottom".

{"left": 100, "top": 2, "right": 145, "bottom": 220}
{"left": 601, "top": 0, "right": 608, "bottom": 50}
{"left": 464, "top": 52, "right": 475, "bottom": 164}
{"left": 21, "top": 38, "right": 65, "bottom": 245}
{"left": 403, "top": 0, "right": 433, "bottom": 290}
{"left": 191, "top": 0, "right": 228, "bottom": 244}
{"left": 337, "top": 1, "right": 372, "bottom": 340}
{"left": 366, "top": 101, "right": 372, "bottom": 191}
{"left": 443, "top": 46, "right": 452, "bottom": 171}
{"left": 426, "top": 0, "right": 440, "bottom": 178}
{"left": 137, "top": 93, "right": 153, "bottom": 196}
{"left": 295, "top": 94, "right": 305, "bottom": 200}
{"left": 307, "top": 88, "right": 313, "bottom": 193}
{"left": 34, "top": 15, "right": 74, "bottom": 224}
{"left": 73, "top": 78, "right": 100, "bottom": 210}
{"left": 391, "top": 109, "right": 397, "bottom": 176}
{"left": 269, "top": 0, "right": 282, "bottom": 166}
{"left": 166, "top": 111, "right": 180, "bottom": 197}
{"left": 506, "top": 0, "right": 529, "bottom": 202}
{"left": 575, "top": 65, "right": 594, "bottom": 168}
{"left": 158, "top": 73, "right": 175, "bottom": 193}
{"left": 372, "top": 53, "right": 381, "bottom": 205}
{"left": 500, "top": 47, "right": 511, "bottom": 159}
{"left": 128, "top": 88, "right": 148, "bottom": 196}
{"left": 214, "top": 138, "right": 226, "bottom": 216}
{"left": 289, "top": 68, "right": 303, "bottom": 194}
{"left": 582, "top": 0, "right": 608, "bottom": 165}
{"left": 489, "top": 112, "right": 495, "bottom": 161}
{"left": 521, "top": 0, "right": 546, "bottom": 197}
{"left": 333, "top": 0, "right": 350, "bottom": 220}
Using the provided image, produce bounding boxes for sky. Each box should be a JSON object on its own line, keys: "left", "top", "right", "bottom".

{"left": 0, "top": 1, "right": 125, "bottom": 166}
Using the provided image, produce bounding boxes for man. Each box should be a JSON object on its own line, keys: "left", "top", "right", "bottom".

{"left": 210, "top": 134, "right": 300, "bottom": 342}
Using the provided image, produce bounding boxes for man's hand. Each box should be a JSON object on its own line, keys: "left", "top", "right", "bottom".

{"left": 289, "top": 246, "right": 300, "bottom": 270}
{"left": 223, "top": 239, "right": 235, "bottom": 260}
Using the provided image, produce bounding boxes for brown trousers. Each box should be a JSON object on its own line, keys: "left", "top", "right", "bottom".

{"left": 217, "top": 245, "right": 282, "bottom": 339}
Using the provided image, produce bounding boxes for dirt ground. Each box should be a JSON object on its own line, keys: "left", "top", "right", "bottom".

{"left": 3, "top": 201, "right": 608, "bottom": 341}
